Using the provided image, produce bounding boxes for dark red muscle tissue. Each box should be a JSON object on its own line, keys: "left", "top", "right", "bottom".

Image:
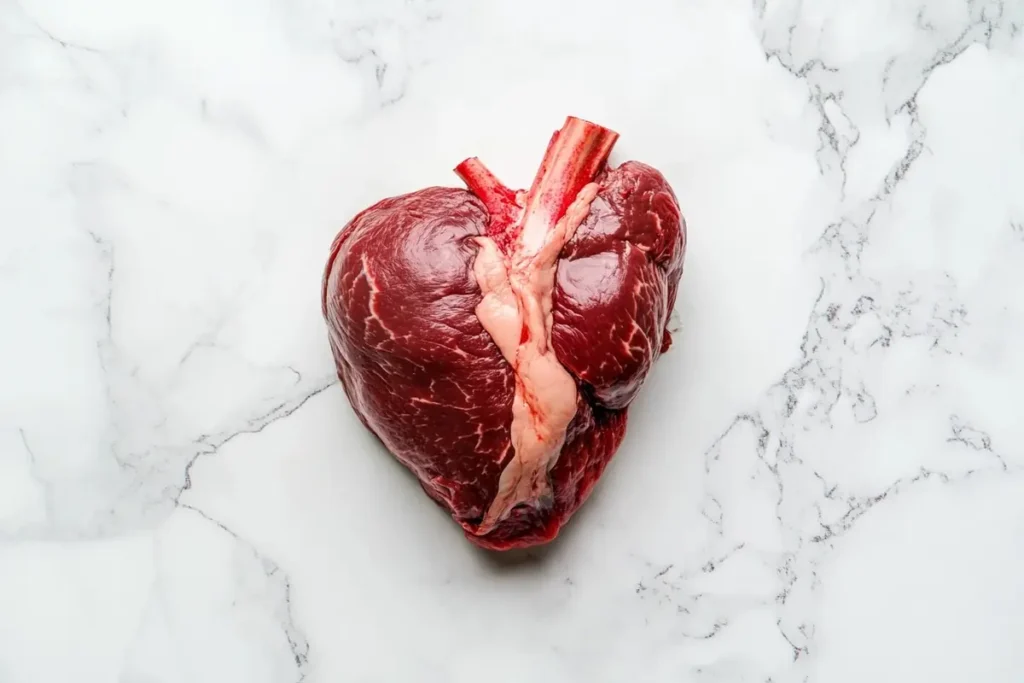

{"left": 322, "top": 116, "right": 686, "bottom": 550}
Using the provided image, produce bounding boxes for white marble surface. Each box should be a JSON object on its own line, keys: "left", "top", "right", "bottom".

{"left": 2, "top": 0, "right": 1024, "bottom": 681}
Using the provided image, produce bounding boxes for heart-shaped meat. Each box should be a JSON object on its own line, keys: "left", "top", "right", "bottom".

{"left": 322, "top": 117, "right": 686, "bottom": 550}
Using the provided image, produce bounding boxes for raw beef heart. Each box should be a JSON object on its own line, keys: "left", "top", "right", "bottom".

{"left": 322, "top": 116, "right": 686, "bottom": 550}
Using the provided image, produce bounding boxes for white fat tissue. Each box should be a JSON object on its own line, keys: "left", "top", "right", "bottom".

{"left": 472, "top": 238, "right": 520, "bottom": 361}
{"left": 472, "top": 183, "right": 600, "bottom": 534}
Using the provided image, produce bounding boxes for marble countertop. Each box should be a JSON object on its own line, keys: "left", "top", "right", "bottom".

{"left": 3, "top": 0, "right": 1024, "bottom": 681}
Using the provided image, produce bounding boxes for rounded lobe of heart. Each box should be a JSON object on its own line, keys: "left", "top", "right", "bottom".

{"left": 323, "top": 186, "right": 515, "bottom": 523}
{"left": 551, "top": 162, "right": 686, "bottom": 410}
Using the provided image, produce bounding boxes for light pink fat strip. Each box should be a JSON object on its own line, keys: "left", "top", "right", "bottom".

{"left": 472, "top": 183, "right": 600, "bottom": 534}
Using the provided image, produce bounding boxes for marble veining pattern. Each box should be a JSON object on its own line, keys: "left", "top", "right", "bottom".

{"left": 1, "top": 0, "right": 1023, "bottom": 681}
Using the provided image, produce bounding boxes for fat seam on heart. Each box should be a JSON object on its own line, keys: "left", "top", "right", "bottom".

{"left": 458, "top": 118, "right": 618, "bottom": 533}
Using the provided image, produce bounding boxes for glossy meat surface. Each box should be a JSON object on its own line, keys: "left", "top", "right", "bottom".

{"left": 322, "top": 163, "right": 685, "bottom": 549}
